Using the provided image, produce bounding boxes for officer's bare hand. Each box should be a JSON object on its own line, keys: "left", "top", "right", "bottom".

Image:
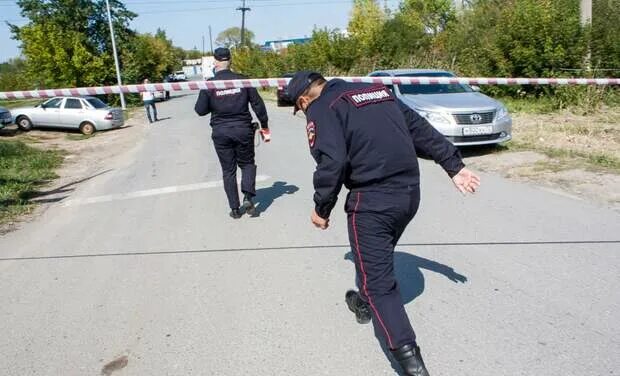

{"left": 452, "top": 168, "right": 481, "bottom": 194}
{"left": 311, "top": 209, "right": 329, "bottom": 230}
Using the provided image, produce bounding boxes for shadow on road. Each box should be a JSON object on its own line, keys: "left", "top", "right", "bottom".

{"left": 28, "top": 169, "right": 113, "bottom": 204}
{"left": 344, "top": 251, "right": 467, "bottom": 375}
{"left": 458, "top": 144, "right": 508, "bottom": 158}
{"left": 252, "top": 181, "right": 299, "bottom": 217}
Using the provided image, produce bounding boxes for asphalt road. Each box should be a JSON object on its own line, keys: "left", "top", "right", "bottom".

{"left": 1, "top": 93, "right": 619, "bottom": 376}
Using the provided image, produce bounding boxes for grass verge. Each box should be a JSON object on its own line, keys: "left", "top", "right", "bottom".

{"left": 0, "top": 140, "right": 64, "bottom": 225}
{"left": 0, "top": 99, "right": 42, "bottom": 110}
{"left": 65, "top": 133, "right": 96, "bottom": 141}
{"left": 499, "top": 105, "right": 620, "bottom": 173}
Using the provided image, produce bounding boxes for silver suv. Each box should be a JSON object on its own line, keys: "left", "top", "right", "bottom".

{"left": 369, "top": 69, "right": 512, "bottom": 146}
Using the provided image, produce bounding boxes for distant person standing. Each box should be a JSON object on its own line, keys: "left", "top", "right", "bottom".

{"left": 140, "top": 78, "right": 158, "bottom": 124}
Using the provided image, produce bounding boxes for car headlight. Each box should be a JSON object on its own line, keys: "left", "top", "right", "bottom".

{"left": 416, "top": 109, "right": 453, "bottom": 126}
{"left": 496, "top": 105, "right": 509, "bottom": 120}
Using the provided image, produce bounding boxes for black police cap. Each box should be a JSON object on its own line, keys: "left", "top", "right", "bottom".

{"left": 287, "top": 71, "right": 325, "bottom": 113}
{"left": 214, "top": 47, "right": 231, "bottom": 61}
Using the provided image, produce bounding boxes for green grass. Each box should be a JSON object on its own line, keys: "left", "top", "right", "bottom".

{"left": 0, "top": 99, "right": 43, "bottom": 109}
{"left": 0, "top": 140, "right": 64, "bottom": 224}
{"left": 502, "top": 140, "right": 620, "bottom": 172}
{"left": 65, "top": 133, "right": 96, "bottom": 141}
{"left": 499, "top": 96, "right": 558, "bottom": 114}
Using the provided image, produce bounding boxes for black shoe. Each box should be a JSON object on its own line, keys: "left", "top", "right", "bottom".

{"left": 229, "top": 208, "right": 242, "bottom": 219}
{"left": 391, "top": 344, "right": 430, "bottom": 376}
{"left": 345, "top": 290, "right": 372, "bottom": 324}
{"left": 242, "top": 194, "right": 256, "bottom": 216}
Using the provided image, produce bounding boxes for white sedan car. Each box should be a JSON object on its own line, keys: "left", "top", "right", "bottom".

{"left": 11, "top": 96, "right": 124, "bottom": 135}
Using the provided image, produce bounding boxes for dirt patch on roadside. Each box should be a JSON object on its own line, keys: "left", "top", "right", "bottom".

{"left": 463, "top": 107, "right": 620, "bottom": 211}
{"left": 0, "top": 110, "right": 148, "bottom": 232}
{"left": 465, "top": 150, "right": 620, "bottom": 210}
{"left": 511, "top": 107, "right": 620, "bottom": 168}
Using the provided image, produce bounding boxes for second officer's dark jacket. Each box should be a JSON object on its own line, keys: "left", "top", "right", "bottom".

{"left": 305, "top": 79, "right": 465, "bottom": 219}
{"left": 194, "top": 69, "right": 268, "bottom": 128}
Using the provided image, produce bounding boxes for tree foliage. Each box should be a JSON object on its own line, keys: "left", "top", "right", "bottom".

{"left": 215, "top": 27, "right": 255, "bottom": 48}
{"left": 10, "top": 0, "right": 136, "bottom": 88}
{"left": 122, "top": 30, "right": 181, "bottom": 83}
{"left": 5, "top": 0, "right": 183, "bottom": 92}
{"left": 2, "top": 0, "right": 619, "bottom": 98}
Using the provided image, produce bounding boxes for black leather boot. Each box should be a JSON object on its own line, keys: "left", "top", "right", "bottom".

{"left": 391, "top": 344, "right": 430, "bottom": 376}
{"left": 345, "top": 290, "right": 372, "bottom": 324}
{"left": 229, "top": 208, "right": 242, "bottom": 219}
{"left": 242, "top": 194, "right": 256, "bottom": 216}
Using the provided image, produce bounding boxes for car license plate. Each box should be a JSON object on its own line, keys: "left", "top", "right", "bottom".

{"left": 463, "top": 126, "right": 493, "bottom": 136}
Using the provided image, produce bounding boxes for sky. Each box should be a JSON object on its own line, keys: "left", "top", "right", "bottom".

{"left": 0, "top": 0, "right": 401, "bottom": 62}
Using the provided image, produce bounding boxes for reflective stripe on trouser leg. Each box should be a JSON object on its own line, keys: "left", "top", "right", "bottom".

{"left": 235, "top": 127, "right": 257, "bottom": 197}
{"left": 348, "top": 191, "right": 417, "bottom": 349}
{"left": 212, "top": 131, "right": 240, "bottom": 209}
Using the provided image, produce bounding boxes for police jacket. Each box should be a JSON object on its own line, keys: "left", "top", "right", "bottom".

{"left": 305, "top": 79, "right": 465, "bottom": 219}
{"left": 194, "top": 69, "right": 269, "bottom": 128}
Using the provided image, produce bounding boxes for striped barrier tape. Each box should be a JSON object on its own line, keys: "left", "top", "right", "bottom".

{"left": 1, "top": 76, "right": 619, "bottom": 100}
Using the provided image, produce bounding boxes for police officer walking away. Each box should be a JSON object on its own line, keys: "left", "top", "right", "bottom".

{"left": 194, "top": 47, "right": 270, "bottom": 218}
{"left": 287, "top": 71, "right": 480, "bottom": 375}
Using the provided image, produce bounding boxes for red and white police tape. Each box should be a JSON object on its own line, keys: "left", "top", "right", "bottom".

{"left": 1, "top": 76, "right": 619, "bottom": 100}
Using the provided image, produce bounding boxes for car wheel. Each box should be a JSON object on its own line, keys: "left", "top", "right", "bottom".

{"left": 79, "top": 121, "right": 96, "bottom": 135}
{"left": 16, "top": 116, "right": 33, "bottom": 131}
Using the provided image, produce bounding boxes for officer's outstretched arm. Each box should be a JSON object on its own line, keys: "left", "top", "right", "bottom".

{"left": 397, "top": 99, "right": 465, "bottom": 178}
{"left": 194, "top": 90, "right": 211, "bottom": 116}
{"left": 310, "top": 110, "right": 347, "bottom": 220}
{"left": 248, "top": 88, "right": 269, "bottom": 128}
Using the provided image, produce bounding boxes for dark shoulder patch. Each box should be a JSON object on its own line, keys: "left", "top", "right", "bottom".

{"left": 343, "top": 85, "right": 394, "bottom": 108}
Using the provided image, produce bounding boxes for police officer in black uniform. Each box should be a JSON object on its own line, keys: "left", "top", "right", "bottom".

{"left": 287, "top": 71, "right": 480, "bottom": 376}
{"left": 194, "top": 48, "right": 270, "bottom": 218}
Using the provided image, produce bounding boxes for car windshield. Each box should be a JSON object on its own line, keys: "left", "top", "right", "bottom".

{"left": 396, "top": 72, "right": 472, "bottom": 95}
{"left": 43, "top": 98, "right": 63, "bottom": 108}
{"left": 86, "top": 98, "right": 108, "bottom": 109}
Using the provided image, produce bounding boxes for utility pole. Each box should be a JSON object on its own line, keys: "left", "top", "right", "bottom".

{"left": 105, "top": 0, "right": 125, "bottom": 110}
{"left": 580, "top": 0, "right": 592, "bottom": 25}
{"left": 580, "top": 0, "right": 592, "bottom": 70}
{"left": 237, "top": 0, "right": 251, "bottom": 47}
{"left": 202, "top": 35, "right": 205, "bottom": 56}
{"left": 209, "top": 25, "right": 214, "bottom": 54}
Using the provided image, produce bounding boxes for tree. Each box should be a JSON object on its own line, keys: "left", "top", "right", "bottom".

{"left": 16, "top": 22, "right": 107, "bottom": 88}
{"left": 10, "top": 0, "right": 136, "bottom": 88}
{"left": 184, "top": 48, "right": 204, "bottom": 60}
{"left": 0, "top": 58, "right": 30, "bottom": 91}
{"left": 590, "top": 0, "right": 620, "bottom": 74}
{"left": 399, "top": 0, "right": 456, "bottom": 35}
{"left": 348, "top": 0, "right": 386, "bottom": 50}
{"left": 215, "top": 27, "right": 255, "bottom": 48}
{"left": 445, "top": 0, "right": 587, "bottom": 78}
{"left": 122, "top": 31, "right": 181, "bottom": 83}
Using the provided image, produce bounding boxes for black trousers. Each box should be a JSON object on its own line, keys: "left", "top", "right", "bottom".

{"left": 345, "top": 187, "right": 420, "bottom": 350}
{"left": 212, "top": 124, "right": 256, "bottom": 209}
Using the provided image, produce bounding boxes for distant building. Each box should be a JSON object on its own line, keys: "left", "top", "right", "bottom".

{"left": 182, "top": 58, "right": 204, "bottom": 78}
{"left": 261, "top": 37, "right": 311, "bottom": 52}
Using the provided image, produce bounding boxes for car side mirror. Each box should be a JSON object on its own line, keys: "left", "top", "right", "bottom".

{"left": 471, "top": 85, "right": 481, "bottom": 92}
{"left": 40, "top": 103, "right": 47, "bottom": 109}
